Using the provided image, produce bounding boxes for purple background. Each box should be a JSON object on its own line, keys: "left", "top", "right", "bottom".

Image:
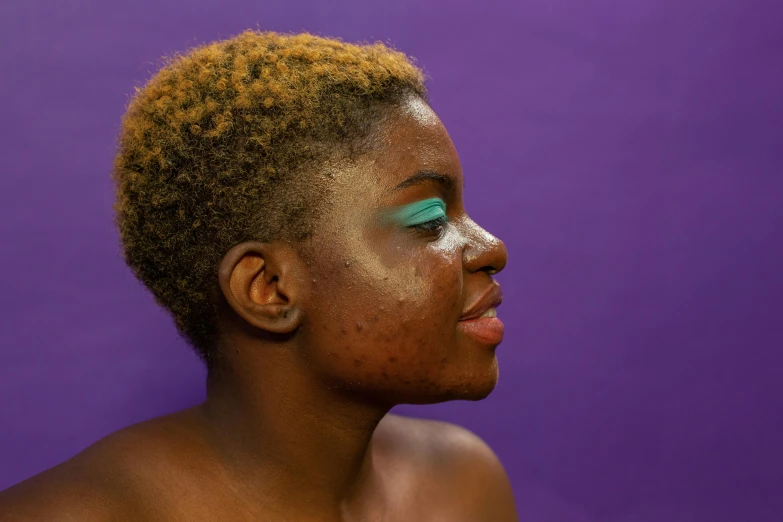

{"left": 2, "top": 1, "right": 782, "bottom": 520}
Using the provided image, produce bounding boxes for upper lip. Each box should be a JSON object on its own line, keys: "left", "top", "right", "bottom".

{"left": 459, "top": 283, "right": 503, "bottom": 320}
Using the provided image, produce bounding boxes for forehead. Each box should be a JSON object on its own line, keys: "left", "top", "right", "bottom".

{"left": 370, "top": 97, "right": 462, "bottom": 192}
{"left": 304, "top": 97, "right": 463, "bottom": 245}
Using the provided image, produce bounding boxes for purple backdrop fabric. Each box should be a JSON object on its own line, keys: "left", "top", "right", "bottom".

{"left": 2, "top": 1, "right": 782, "bottom": 520}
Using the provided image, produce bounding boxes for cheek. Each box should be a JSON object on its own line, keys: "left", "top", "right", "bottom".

{"left": 303, "top": 245, "right": 464, "bottom": 390}
{"left": 366, "top": 256, "right": 462, "bottom": 366}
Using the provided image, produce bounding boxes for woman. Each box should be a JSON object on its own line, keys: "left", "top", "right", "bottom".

{"left": 0, "top": 30, "right": 516, "bottom": 521}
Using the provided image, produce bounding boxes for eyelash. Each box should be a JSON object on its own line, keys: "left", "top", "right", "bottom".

{"left": 409, "top": 215, "right": 449, "bottom": 234}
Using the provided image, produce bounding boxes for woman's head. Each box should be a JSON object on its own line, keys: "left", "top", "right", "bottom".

{"left": 113, "top": 30, "right": 507, "bottom": 403}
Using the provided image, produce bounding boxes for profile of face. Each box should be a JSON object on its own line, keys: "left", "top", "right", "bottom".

{"left": 222, "top": 95, "right": 508, "bottom": 406}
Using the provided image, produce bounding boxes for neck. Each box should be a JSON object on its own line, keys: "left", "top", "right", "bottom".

{"left": 198, "top": 342, "right": 391, "bottom": 520}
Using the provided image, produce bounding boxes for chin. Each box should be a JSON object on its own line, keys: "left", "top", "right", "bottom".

{"left": 454, "top": 355, "right": 500, "bottom": 401}
{"left": 401, "top": 365, "right": 499, "bottom": 405}
{"left": 453, "top": 375, "right": 499, "bottom": 401}
{"left": 403, "top": 383, "right": 497, "bottom": 405}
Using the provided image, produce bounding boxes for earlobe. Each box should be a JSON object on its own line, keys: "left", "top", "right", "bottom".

{"left": 260, "top": 305, "right": 302, "bottom": 334}
{"left": 218, "top": 241, "right": 303, "bottom": 335}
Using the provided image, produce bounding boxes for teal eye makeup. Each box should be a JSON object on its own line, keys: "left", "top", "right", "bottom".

{"left": 381, "top": 197, "right": 449, "bottom": 232}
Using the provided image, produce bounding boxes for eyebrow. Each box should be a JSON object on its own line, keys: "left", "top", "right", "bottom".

{"left": 392, "top": 170, "right": 457, "bottom": 193}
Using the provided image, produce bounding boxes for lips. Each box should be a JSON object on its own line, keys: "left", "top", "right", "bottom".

{"left": 458, "top": 284, "right": 504, "bottom": 345}
{"left": 460, "top": 284, "right": 503, "bottom": 320}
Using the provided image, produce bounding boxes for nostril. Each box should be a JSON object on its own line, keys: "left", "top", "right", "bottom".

{"left": 483, "top": 265, "right": 498, "bottom": 275}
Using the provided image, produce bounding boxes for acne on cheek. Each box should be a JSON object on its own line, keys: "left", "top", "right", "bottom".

{"left": 352, "top": 310, "right": 420, "bottom": 371}
{"left": 310, "top": 317, "right": 429, "bottom": 393}
{"left": 321, "top": 259, "right": 460, "bottom": 391}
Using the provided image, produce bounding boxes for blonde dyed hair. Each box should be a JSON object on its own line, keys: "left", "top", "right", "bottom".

{"left": 111, "top": 29, "right": 427, "bottom": 364}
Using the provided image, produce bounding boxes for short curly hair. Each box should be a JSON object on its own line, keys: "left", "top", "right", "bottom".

{"left": 111, "top": 29, "right": 427, "bottom": 366}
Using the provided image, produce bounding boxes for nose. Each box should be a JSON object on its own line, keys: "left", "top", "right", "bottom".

{"left": 462, "top": 217, "right": 508, "bottom": 276}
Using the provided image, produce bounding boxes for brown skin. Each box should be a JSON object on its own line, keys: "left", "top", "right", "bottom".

{"left": 0, "top": 96, "right": 515, "bottom": 521}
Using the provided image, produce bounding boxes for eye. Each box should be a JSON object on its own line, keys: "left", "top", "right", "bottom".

{"left": 409, "top": 214, "right": 449, "bottom": 234}
{"left": 381, "top": 197, "right": 449, "bottom": 237}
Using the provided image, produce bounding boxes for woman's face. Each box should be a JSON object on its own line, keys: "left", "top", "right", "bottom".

{"left": 298, "top": 96, "right": 508, "bottom": 404}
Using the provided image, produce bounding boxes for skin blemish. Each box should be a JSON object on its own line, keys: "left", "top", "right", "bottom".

{"left": 355, "top": 321, "right": 364, "bottom": 331}
{"left": 344, "top": 260, "right": 352, "bottom": 267}
{"left": 388, "top": 356, "right": 398, "bottom": 363}
{"left": 353, "top": 358, "right": 363, "bottom": 367}
{"left": 399, "top": 318, "right": 410, "bottom": 330}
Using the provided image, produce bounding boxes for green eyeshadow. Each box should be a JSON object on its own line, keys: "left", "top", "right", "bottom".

{"left": 382, "top": 197, "right": 447, "bottom": 227}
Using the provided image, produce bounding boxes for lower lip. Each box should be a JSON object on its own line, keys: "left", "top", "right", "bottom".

{"left": 457, "top": 317, "right": 505, "bottom": 345}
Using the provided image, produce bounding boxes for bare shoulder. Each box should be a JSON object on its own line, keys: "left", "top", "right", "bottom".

{"left": 0, "top": 439, "right": 138, "bottom": 521}
{"left": 0, "top": 410, "right": 201, "bottom": 521}
{"left": 375, "top": 413, "right": 518, "bottom": 522}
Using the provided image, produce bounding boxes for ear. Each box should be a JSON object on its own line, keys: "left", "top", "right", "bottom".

{"left": 218, "top": 241, "right": 303, "bottom": 335}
